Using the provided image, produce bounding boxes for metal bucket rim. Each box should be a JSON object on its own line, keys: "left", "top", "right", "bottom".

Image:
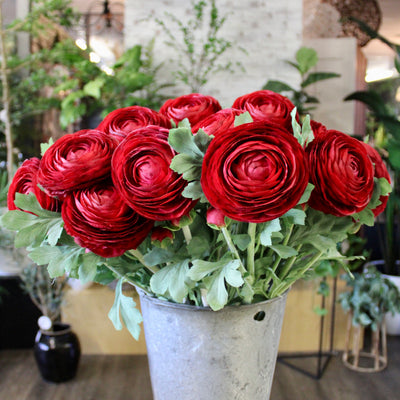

{"left": 137, "top": 288, "right": 288, "bottom": 313}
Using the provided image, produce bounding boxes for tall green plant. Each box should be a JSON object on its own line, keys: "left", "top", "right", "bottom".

{"left": 344, "top": 21, "right": 400, "bottom": 276}
{"left": 0, "top": 0, "right": 78, "bottom": 179}
{"left": 155, "top": 0, "right": 245, "bottom": 92}
{"left": 58, "top": 41, "right": 171, "bottom": 127}
{"left": 263, "top": 47, "right": 340, "bottom": 117}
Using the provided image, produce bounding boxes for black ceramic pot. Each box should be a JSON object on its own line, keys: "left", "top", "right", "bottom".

{"left": 34, "top": 322, "right": 81, "bottom": 383}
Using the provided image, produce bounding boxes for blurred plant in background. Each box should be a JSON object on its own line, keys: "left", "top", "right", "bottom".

{"left": 155, "top": 0, "right": 246, "bottom": 92}
{"left": 263, "top": 47, "right": 340, "bottom": 118}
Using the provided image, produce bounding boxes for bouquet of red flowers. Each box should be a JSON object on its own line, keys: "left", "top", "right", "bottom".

{"left": 1, "top": 90, "right": 391, "bottom": 339}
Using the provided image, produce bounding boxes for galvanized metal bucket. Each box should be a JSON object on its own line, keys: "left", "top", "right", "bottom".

{"left": 139, "top": 291, "right": 288, "bottom": 400}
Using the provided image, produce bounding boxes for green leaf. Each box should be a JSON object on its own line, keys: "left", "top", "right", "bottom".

{"left": 203, "top": 260, "right": 244, "bottom": 311}
{"left": 187, "top": 236, "right": 210, "bottom": 258}
{"left": 47, "top": 220, "right": 64, "bottom": 246}
{"left": 260, "top": 218, "right": 281, "bottom": 246}
{"left": 291, "top": 108, "right": 303, "bottom": 144}
{"left": 352, "top": 208, "right": 375, "bottom": 227}
{"left": 282, "top": 209, "right": 306, "bottom": 225}
{"left": 40, "top": 137, "right": 54, "bottom": 156}
{"left": 270, "top": 244, "right": 298, "bottom": 259}
{"left": 262, "top": 80, "right": 295, "bottom": 93}
{"left": 234, "top": 111, "right": 253, "bottom": 127}
{"left": 232, "top": 234, "right": 251, "bottom": 251}
{"left": 182, "top": 181, "right": 207, "bottom": 201}
{"left": 168, "top": 126, "right": 203, "bottom": 158}
{"left": 143, "top": 247, "right": 174, "bottom": 267}
{"left": 29, "top": 246, "right": 63, "bottom": 266}
{"left": 344, "top": 90, "right": 389, "bottom": 116}
{"left": 301, "top": 72, "right": 340, "bottom": 88}
{"left": 193, "top": 129, "right": 213, "bottom": 153}
{"left": 169, "top": 153, "right": 202, "bottom": 181}
{"left": 301, "top": 115, "right": 314, "bottom": 146}
{"left": 298, "top": 183, "right": 315, "bottom": 205}
{"left": 79, "top": 253, "right": 101, "bottom": 283}
{"left": 314, "top": 306, "right": 328, "bottom": 316}
{"left": 379, "top": 177, "right": 392, "bottom": 197}
{"left": 189, "top": 259, "right": 229, "bottom": 281}
{"left": 150, "top": 260, "right": 191, "bottom": 302}
{"left": 108, "top": 279, "right": 143, "bottom": 340}
{"left": 0, "top": 210, "right": 38, "bottom": 230}
{"left": 83, "top": 77, "right": 104, "bottom": 99}
{"left": 296, "top": 47, "right": 318, "bottom": 74}
{"left": 14, "top": 192, "right": 61, "bottom": 218}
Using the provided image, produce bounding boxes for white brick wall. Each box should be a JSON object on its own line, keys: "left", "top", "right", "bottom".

{"left": 124, "top": 0, "right": 303, "bottom": 107}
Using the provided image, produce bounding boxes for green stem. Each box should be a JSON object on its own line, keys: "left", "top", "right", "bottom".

{"left": 221, "top": 226, "right": 245, "bottom": 273}
{"left": 182, "top": 225, "right": 192, "bottom": 244}
{"left": 270, "top": 251, "right": 324, "bottom": 298}
{"left": 278, "top": 244, "right": 303, "bottom": 280}
{"left": 104, "top": 263, "right": 151, "bottom": 295}
{"left": 247, "top": 223, "right": 257, "bottom": 279}
{"left": 264, "top": 224, "right": 295, "bottom": 288}
{"left": 128, "top": 249, "right": 159, "bottom": 274}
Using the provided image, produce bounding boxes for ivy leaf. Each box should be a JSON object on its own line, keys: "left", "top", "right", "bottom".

{"left": 260, "top": 218, "right": 281, "bottom": 246}
{"left": 234, "top": 111, "right": 253, "bottom": 127}
{"left": 108, "top": 279, "right": 143, "bottom": 340}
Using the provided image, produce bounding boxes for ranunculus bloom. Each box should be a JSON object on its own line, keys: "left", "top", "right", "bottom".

{"left": 310, "top": 120, "right": 327, "bottom": 138}
{"left": 192, "top": 108, "right": 244, "bottom": 136}
{"left": 201, "top": 122, "right": 309, "bottom": 222}
{"left": 112, "top": 125, "right": 196, "bottom": 221}
{"left": 362, "top": 142, "right": 391, "bottom": 217}
{"left": 37, "top": 130, "right": 119, "bottom": 199}
{"left": 8, "top": 157, "right": 61, "bottom": 212}
{"left": 151, "top": 227, "right": 174, "bottom": 243}
{"left": 97, "top": 106, "right": 171, "bottom": 141}
{"left": 306, "top": 130, "right": 375, "bottom": 217}
{"left": 159, "top": 93, "right": 222, "bottom": 126}
{"left": 232, "top": 90, "right": 297, "bottom": 132}
{"left": 62, "top": 184, "right": 153, "bottom": 258}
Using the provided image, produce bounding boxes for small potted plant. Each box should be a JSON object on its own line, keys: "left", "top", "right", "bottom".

{"left": 20, "top": 264, "right": 81, "bottom": 383}
{"left": 339, "top": 266, "right": 400, "bottom": 372}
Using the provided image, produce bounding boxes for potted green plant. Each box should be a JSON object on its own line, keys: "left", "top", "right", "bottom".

{"left": 344, "top": 19, "right": 400, "bottom": 333}
{"left": 339, "top": 265, "right": 400, "bottom": 371}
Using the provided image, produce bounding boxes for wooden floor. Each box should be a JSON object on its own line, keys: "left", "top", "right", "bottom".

{"left": 1, "top": 337, "right": 399, "bottom": 400}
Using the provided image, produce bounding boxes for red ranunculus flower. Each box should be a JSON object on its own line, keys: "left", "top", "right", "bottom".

{"left": 362, "top": 142, "right": 391, "bottom": 217}
{"left": 306, "top": 130, "right": 375, "bottom": 217}
{"left": 310, "top": 120, "right": 327, "bottom": 137}
{"left": 151, "top": 227, "right": 174, "bottom": 243}
{"left": 232, "top": 90, "right": 297, "bottom": 132}
{"left": 62, "top": 184, "right": 153, "bottom": 258}
{"left": 37, "top": 130, "right": 119, "bottom": 199}
{"left": 112, "top": 125, "right": 196, "bottom": 221}
{"left": 201, "top": 122, "right": 309, "bottom": 222}
{"left": 159, "top": 93, "right": 222, "bottom": 126}
{"left": 8, "top": 157, "right": 61, "bottom": 212}
{"left": 97, "top": 106, "right": 171, "bottom": 140}
{"left": 192, "top": 108, "right": 244, "bottom": 136}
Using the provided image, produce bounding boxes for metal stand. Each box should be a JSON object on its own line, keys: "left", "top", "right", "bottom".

{"left": 277, "top": 277, "right": 338, "bottom": 380}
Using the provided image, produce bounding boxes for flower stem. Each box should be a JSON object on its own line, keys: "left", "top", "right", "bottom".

{"left": 247, "top": 223, "right": 257, "bottom": 279}
{"left": 182, "top": 225, "right": 192, "bottom": 244}
{"left": 221, "top": 227, "right": 245, "bottom": 271}
{"left": 278, "top": 244, "right": 303, "bottom": 280}
{"left": 128, "top": 249, "right": 159, "bottom": 274}
{"left": 104, "top": 263, "right": 152, "bottom": 295}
